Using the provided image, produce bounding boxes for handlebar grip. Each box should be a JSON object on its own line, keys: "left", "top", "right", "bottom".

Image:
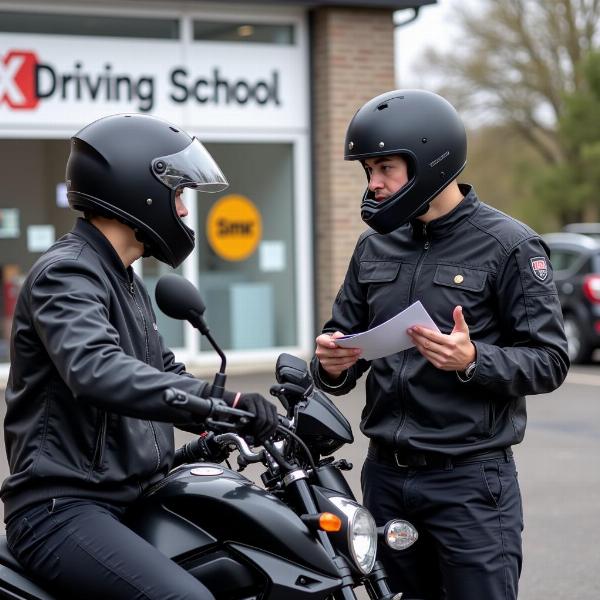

{"left": 164, "top": 388, "right": 214, "bottom": 418}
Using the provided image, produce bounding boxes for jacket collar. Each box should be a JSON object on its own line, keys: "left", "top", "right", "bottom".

{"left": 72, "top": 218, "right": 134, "bottom": 284}
{"left": 410, "top": 184, "right": 480, "bottom": 240}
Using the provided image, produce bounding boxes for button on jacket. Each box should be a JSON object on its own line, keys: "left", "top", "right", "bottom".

{"left": 2, "top": 218, "right": 210, "bottom": 521}
{"left": 311, "top": 186, "right": 569, "bottom": 455}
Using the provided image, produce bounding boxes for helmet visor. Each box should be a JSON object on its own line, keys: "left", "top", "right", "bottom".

{"left": 151, "top": 138, "right": 229, "bottom": 193}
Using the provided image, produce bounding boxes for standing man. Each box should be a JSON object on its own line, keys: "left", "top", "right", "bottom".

{"left": 311, "top": 90, "right": 569, "bottom": 600}
{"left": 2, "top": 113, "right": 278, "bottom": 599}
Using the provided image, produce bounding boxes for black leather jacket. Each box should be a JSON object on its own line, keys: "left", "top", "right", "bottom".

{"left": 2, "top": 219, "right": 210, "bottom": 521}
{"left": 312, "top": 186, "right": 569, "bottom": 455}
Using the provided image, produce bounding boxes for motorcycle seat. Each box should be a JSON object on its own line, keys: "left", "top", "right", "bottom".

{"left": 0, "top": 535, "right": 25, "bottom": 574}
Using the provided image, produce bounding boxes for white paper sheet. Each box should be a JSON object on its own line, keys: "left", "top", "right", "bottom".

{"left": 334, "top": 301, "right": 440, "bottom": 361}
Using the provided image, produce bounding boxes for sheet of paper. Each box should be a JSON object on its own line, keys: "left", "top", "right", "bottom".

{"left": 335, "top": 301, "right": 440, "bottom": 361}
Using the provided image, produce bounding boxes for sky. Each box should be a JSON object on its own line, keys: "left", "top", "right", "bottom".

{"left": 393, "top": 0, "right": 468, "bottom": 88}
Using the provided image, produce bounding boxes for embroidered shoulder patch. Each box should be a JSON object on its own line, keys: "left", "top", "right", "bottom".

{"left": 530, "top": 256, "right": 548, "bottom": 281}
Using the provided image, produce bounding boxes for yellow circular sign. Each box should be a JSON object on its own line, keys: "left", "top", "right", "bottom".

{"left": 206, "top": 194, "right": 262, "bottom": 261}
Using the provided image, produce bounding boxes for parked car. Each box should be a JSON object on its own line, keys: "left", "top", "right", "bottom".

{"left": 562, "top": 222, "right": 600, "bottom": 241}
{"left": 543, "top": 232, "right": 600, "bottom": 363}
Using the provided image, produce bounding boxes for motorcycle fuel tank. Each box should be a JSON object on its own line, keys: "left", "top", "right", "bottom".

{"left": 127, "top": 464, "right": 340, "bottom": 579}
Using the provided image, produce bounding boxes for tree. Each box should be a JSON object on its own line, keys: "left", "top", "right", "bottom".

{"left": 533, "top": 51, "right": 600, "bottom": 222}
{"left": 422, "top": 0, "right": 600, "bottom": 223}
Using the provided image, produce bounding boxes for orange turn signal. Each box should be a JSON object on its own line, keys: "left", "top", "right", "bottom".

{"left": 319, "top": 512, "right": 342, "bottom": 532}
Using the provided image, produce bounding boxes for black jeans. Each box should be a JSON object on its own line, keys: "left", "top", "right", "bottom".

{"left": 6, "top": 497, "right": 215, "bottom": 599}
{"left": 362, "top": 453, "right": 523, "bottom": 600}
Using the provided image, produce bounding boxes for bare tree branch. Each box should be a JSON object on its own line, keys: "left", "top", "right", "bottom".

{"left": 418, "top": 0, "right": 599, "bottom": 163}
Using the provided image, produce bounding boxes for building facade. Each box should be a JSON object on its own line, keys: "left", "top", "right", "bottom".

{"left": 0, "top": 0, "right": 432, "bottom": 378}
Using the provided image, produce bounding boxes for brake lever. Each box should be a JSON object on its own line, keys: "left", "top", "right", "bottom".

{"left": 204, "top": 405, "right": 254, "bottom": 431}
{"left": 205, "top": 418, "right": 245, "bottom": 431}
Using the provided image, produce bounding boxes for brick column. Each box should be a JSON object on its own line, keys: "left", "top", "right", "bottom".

{"left": 311, "top": 7, "right": 395, "bottom": 331}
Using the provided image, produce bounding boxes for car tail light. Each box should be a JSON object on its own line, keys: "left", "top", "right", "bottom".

{"left": 582, "top": 275, "right": 600, "bottom": 304}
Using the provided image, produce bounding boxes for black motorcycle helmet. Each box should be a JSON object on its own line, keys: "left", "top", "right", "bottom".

{"left": 66, "top": 113, "right": 228, "bottom": 268}
{"left": 344, "top": 89, "right": 467, "bottom": 234}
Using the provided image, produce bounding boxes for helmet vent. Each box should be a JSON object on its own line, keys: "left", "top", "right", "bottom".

{"left": 377, "top": 95, "right": 405, "bottom": 111}
{"left": 169, "top": 127, "right": 179, "bottom": 133}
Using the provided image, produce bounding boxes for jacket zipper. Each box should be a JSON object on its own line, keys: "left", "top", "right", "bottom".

{"left": 394, "top": 223, "right": 431, "bottom": 445}
{"left": 129, "top": 280, "right": 162, "bottom": 473}
{"left": 91, "top": 411, "right": 107, "bottom": 472}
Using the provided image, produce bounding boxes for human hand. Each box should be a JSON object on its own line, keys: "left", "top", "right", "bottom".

{"left": 407, "top": 305, "right": 476, "bottom": 371}
{"left": 235, "top": 393, "right": 279, "bottom": 443}
{"left": 315, "top": 331, "right": 361, "bottom": 379}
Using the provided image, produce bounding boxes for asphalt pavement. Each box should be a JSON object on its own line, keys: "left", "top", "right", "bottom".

{"left": 0, "top": 361, "right": 599, "bottom": 599}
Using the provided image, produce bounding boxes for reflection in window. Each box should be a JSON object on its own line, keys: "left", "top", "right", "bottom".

{"left": 193, "top": 21, "right": 295, "bottom": 45}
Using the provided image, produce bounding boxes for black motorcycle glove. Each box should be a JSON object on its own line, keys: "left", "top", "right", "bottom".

{"left": 235, "top": 393, "right": 279, "bottom": 443}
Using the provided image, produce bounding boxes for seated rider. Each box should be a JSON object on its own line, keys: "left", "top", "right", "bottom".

{"left": 1, "top": 113, "right": 278, "bottom": 600}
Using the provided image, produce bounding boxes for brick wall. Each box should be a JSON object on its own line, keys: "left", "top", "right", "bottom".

{"left": 311, "top": 7, "right": 395, "bottom": 331}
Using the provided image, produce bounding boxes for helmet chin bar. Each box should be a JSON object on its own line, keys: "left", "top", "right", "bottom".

{"left": 413, "top": 202, "right": 430, "bottom": 219}
{"left": 345, "top": 89, "right": 467, "bottom": 233}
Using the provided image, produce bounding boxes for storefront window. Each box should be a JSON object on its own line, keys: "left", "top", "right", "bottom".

{"left": 0, "top": 139, "right": 299, "bottom": 362}
{"left": 195, "top": 142, "right": 297, "bottom": 352}
{"left": 0, "top": 139, "right": 72, "bottom": 362}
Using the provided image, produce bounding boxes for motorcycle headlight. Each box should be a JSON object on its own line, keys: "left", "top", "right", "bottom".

{"left": 329, "top": 497, "right": 377, "bottom": 574}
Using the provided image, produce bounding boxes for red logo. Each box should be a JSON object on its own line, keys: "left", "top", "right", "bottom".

{"left": 530, "top": 256, "right": 548, "bottom": 281}
{"left": 0, "top": 50, "right": 40, "bottom": 110}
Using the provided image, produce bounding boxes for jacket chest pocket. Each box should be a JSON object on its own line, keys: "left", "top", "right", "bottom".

{"left": 432, "top": 265, "right": 488, "bottom": 325}
{"left": 431, "top": 265, "right": 495, "bottom": 334}
{"left": 433, "top": 265, "right": 488, "bottom": 293}
{"left": 358, "top": 261, "right": 402, "bottom": 322}
{"left": 358, "top": 260, "right": 401, "bottom": 284}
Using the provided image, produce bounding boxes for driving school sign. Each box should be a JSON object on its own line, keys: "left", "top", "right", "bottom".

{"left": 0, "top": 33, "right": 308, "bottom": 133}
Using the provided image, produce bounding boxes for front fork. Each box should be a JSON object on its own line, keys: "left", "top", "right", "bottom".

{"left": 285, "top": 472, "right": 399, "bottom": 600}
{"left": 364, "top": 561, "right": 401, "bottom": 599}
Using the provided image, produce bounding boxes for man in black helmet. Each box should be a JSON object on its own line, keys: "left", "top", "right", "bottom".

{"left": 311, "top": 90, "right": 569, "bottom": 600}
{"left": 1, "top": 114, "right": 278, "bottom": 600}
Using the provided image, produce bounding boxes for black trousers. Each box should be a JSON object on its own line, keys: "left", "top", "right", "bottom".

{"left": 362, "top": 452, "right": 523, "bottom": 600}
{"left": 6, "top": 497, "right": 215, "bottom": 599}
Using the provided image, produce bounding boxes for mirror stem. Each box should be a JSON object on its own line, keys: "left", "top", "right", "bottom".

{"left": 203, "top": 330, "right": 227, "bottom": 399}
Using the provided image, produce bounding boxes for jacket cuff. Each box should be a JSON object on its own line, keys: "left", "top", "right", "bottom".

{"left": 222, "top": 390, "right": 237, "bottom": 405}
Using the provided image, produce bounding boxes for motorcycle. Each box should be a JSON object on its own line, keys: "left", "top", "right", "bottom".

{"left": 0, "top": 274, "right": 418, "bottom": 599}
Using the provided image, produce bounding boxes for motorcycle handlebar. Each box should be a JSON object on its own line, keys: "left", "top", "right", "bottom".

{"left": 165, "top": 388, "right": 292, "bottom": 428}
{"left": 213, "top": 433, "right": 265, "bottom": 463}
{"left": 164, "top": 388, "right": 214, "bottom": 417}
{"left": 164, "top": 388, "right": 252, "bottom": 420}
